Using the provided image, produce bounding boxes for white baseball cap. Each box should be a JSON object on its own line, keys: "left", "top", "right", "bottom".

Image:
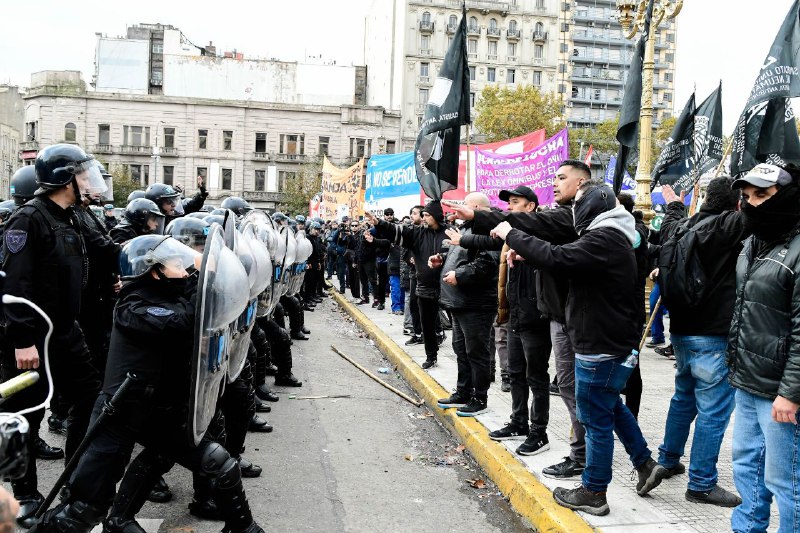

{"left": 732, "top": 163, "right": 793, "bottom": 189}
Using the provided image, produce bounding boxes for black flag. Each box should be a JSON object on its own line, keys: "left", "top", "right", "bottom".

{"left": 691, "top": 82, "right": 724, "bottom": 181}
{"left": 613, "top": 0, "right": 654, "bottom": 194}
{"left": 651, "top": 93, "right": 695, "bottom": 193}
{"left": 414, "top": 5, "right": 471, "bottom": 200}
{"left": 731, "top": 2, "right": 800, "bottom": 175}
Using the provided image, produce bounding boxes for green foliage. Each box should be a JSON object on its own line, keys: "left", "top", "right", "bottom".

{"left": 278, "top": 157, "right": 323, "bottom": 216}
{"left": 568, "top": 118, "right": 620, "bottom": 161}
{"left": 108, "top": 163, "right": 140, "bottom": 207}
{"left": 475, "top": 85, "right": 565, "bottom": 142}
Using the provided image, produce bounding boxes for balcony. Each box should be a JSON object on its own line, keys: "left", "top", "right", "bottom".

{"left": 159, "top": 146, "right": 178, "bottom": 156}
{"left": 487, "top": 54, "right": 498, "bottom": 61}
{"left": 486, "top": 27, "right": 501, "bottom": 39}
{"left": 463, "top": 0, "right": 510, "bottom": 13}
{"left": 252, "top": 151, "right": 271, "bottom": 161}
{"left": 573, "top": 8, "right": 615, "bottom": 23}
{"left": 416, "top": 103, "right": 428, "bottom": 114}
{"left": 419, "top": 75, "right": 431, "bottom": 84}
{"left": 507, "top": 56, "right": 518, "bottom": 63}
{"left": 506, "top": 29, "right": 521, "bottom": 40}
{"left": 467, "top": 26, "right": 481, "bottom": 36}
{"left": 20, "top": 141, "right": 38, "bottom": 151}
{"left": 532, "top": 30, "right": 548, "bottom": 42}
{"left": 119, "top": 145, "right": 150, "bottom": 155}
{"left": 419, "top": 48, "right": 432, "bottom": 56}
{"left": 446, "top": 22, "right": 458, "bottom": 34}
{"left": 93, "top": 144, "right": 113, "bottom": 154}
{"left": 242, "top": 191, "right": 285, "bottom": 203}
{"left": 532, "top": 57, "right": 545, "bottom": 65}
{"left": 274, "top": 153, "right": 308, "bottom": 163}
{"left": 468, "top": 52, "right": 478, "bottom": 60}
{"left": 419, "top": 20, "right": 435, "bottom": 33}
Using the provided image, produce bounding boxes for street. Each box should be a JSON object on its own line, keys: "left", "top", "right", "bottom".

{"left": 15, "top": 296, "right": 530, "bottom": 532}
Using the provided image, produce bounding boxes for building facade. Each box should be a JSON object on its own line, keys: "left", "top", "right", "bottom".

{"left": 22, "top": 72, "right": 400, "bottom": 210}
{"left": 0, "top": 85, "right": 24, "bottom": 196}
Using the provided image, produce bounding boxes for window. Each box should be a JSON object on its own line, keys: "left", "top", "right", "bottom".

{"left": 449, "top": 14, "right": 457, "bottom": 26}
{"left": 419, "top": 88, "right": 429, "bottom": 104}
{"left": 663, "top": 92, "right": 672, "bottom": 102}
{"left": 560, "top": 43, "right": 569, "bottom": 53}
{"left": 221, "top": 168, "right": 232, "bottom": 190}
{"left": 508, "top": 42, "right": 517, "bottom": 57}
{"left": 255, "top": 169, "right": 266, "bottom": 191}
{"left": 558, "top": 63, "right": 567, "bottom": 73}
{"left": 420, "top": 62, "right": 429, "bottom": 77}
{"left": 489, "top": 18, "right": 498, "bottom": 33}
{"left": 98, "top": 124, "right": 110, "bottom": 145}
{"left": 470, "top": 92, "right": 476, "bottom": 109}
{"left": 665, "top": 52, "right": 675, "bottom": 63}
{"left": 469, "top": 16, "right": 478, "bottom": 30}
{"left": 509, "top": 20, "right": 518, "bottom": 32}
{"left": 469, "top": 68, "right": 476, "bottom": 81}
{"left": 667, "top": 33, "right": 675, "bottom": 43}
{"left": 421, "top": 34, "right": 430, "bottom": 50}
{"left": 198, "top": 129, "right": 208, "bottom": 149}
{"left": 255, "top": 132, "right": 267, "bottom": 153}
{"left": 64, "top": 123, "right": 76, "bottom": 142}
{"left": 151, "top": 69, "right": 163, "bottom": 84}
{"left": 196, "top": 167, "right": 207, "bottom": 184}
{"left": 664, "top": 72, "right": 673, "bottom": 82}
{"left": 561, "top": 23, "right": 569, "bottom": 32}
{"left": 25, "top": 121, "right": 37, "bottom": 141}
{"left": 280, "top": 134, "right": 305, "bottom": 155}
{"left": 278, "top": 170, "right": 296, "bottom": 192}
{"left": 534, "top": 44, "right": 544, "bottom": 59}
{"left": 130, "top": 164, "right": 150, "bottom": 187}
{"left": 536, "top": 0, "right": 545, "bottom": 8}
{"left": 386, "top": 140, "right": 396, "bottom": 154}
{"left": 318, "top": 136, "right": 330, "bottom": 156}
{"left": 350, "top": 138, "right": 372, "bottom": 159}
{"left": 535, "top": 22, "right": 545, "bottom": 35}
{"left": 223, "top": 130, "right": 233, "bottom": 151}
{"left": 163, "top": 127, "right": 175, "bottom": 149}
{"left": 162, "top": 165, "right": 174, "bottom": 186}
{"left": 468, "top": 39, "right": 478, "bottom": 54}
{"left": 488, "top": 40, "right": 498, "bottom": 56}
{"left": 532, "top": 71, "right": 542, "bottom": 85}
{"left": 558, "top": 84, "right": 566, "bottom": 94}
{"left": 422, "top": 11, "right": 431, "bottom": 23}
{"left": 152, "top": 43, "right": 163, "bottom": 54}
{"left": 123, "top": 125, "right": 150, "bottom": 146}
{"left": 487, "top": 67, "right": 496, "bottom": 82}
{"left": 507, "top": 69, "right": 516, "bottom": 83}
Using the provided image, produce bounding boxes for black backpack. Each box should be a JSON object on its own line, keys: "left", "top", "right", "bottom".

{"left": 657, "top": 217, "right": 713, "bottom": 309}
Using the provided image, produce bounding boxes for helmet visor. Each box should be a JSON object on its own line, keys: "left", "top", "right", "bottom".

{"left": 79, "top": 160, "right": 109, "bottom": 196}
{"left": 161, "top": 196, "right": 185, "bottom": 216}
{"left": 145, "top": 213, "right": 166, "bottom": 235}
{"left": 148, "top": 238, "right": 202, "bottom": 277}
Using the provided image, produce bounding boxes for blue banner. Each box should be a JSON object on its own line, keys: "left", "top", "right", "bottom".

{"left": 605, "top": 155, "right": 692, "bottom": 206}
{"left": 366, "top": 152, "right": 419, "bottom": 201}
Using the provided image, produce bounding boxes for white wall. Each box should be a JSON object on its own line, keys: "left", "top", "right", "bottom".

{"left": 96, "top": 38, "right": 150, "bottom": 94}
{"left": 296, "top": 64, "right": 356, "bottom": 106}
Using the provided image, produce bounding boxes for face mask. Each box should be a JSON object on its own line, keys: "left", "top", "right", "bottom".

{"left": 741, "top": 183, "right": 800, "bottom": 240}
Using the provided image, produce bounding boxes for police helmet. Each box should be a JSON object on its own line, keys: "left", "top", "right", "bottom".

{"left": 204, "top": 214, "right": 225, "bottom": 227}
{"left": 145, "top": 183, "right": 184, "bottom": 216}
{"left": 103, "top": 203, "right": 114, "bottom": 211}
{"left": 308, "top": 221, "right": 322, "bottom": 232}
{"left": 165, "top": 217, "right": 210, "bottom": 252}
{"left": 0, "top": 199, "right": 16, "bottom": 223}
{"left": 127, "top": 190, "right": 146, "bottom": 203}
{"left": 295, "top": 215, "right": 306, "bottom": 224}
{"left": 10, "top": 166, "right": 38, "bottom": 206}
{"left": 119, "top": 235, "right": 201, "bottom": 281}
{"left": 220, "top": 196, "right": 252, "bottom": 217}
{"left": 34, "top": 144, "right": 97, "bottom": 192}
{"left": 271, "top": 211, "right": 287, "bottom": 223}
{"left": 124, "top": 198, "right": 165, "bottom": 235}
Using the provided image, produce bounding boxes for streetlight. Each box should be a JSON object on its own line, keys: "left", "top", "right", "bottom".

{"left": 616, "top": 0, "right": 682, "bottom": 221}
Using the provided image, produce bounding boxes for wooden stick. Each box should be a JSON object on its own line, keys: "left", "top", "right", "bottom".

{"left": 639, "top": 297, "right": 661, "bottom": 353}
{"left": 331, "top": 345, "right": 423, "bottom": 407}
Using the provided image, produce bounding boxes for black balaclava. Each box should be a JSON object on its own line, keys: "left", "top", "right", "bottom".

{"left": 573, "top": 185, "right": 616, "bottom": 234}
{"left": 422, "top": 200, "right": 444, "bottom": 225}
{"left": 741, "top": 182, "right": 800, "bottom": 241}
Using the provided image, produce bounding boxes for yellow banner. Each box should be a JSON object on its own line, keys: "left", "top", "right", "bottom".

{"left": 319, "top": 156, "right": 365, "bottom": 220}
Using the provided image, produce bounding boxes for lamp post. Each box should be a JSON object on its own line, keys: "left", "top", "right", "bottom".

{"left": 616, "top": 0, "right": 682, "bottom": 221}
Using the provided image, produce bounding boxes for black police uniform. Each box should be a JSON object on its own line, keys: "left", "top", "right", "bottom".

{"left": 1, "top": 196, "right": 102, "bottom": 519}
{"left": 37, "top": 275, "right": 261, "bottom": 533}
{"left": 109, "top": 223, "right": 140, "bottom": 245}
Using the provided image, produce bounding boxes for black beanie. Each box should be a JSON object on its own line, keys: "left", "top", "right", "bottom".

{"left": 422, "top": 200, "right": 444, "bottom": 224}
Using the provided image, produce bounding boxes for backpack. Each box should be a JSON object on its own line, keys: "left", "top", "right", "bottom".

{"left": 656, "top": 217, "right": 713, "bottom": 309}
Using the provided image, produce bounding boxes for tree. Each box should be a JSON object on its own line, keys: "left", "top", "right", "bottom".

{"left": 568, "top": 118, "right": 620, "bottom": 161}
{"left": 474, "top": 85, "right": 565, "bottom": 142}
{"left": 279, "top": 157, "right": 323, "bottom": 215}
{"left": 107, "top": 163, "right": 140, "bottom": 207}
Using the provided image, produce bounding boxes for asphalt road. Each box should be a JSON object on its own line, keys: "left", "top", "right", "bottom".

{"left": 10, "top": 295, "right": 531, "bottom": 532}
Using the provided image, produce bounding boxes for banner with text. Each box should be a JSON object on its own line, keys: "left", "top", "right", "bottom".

{"left": 365, "top": 152, "right": 420, "bottom": 216}
{"left": 319, "top": 157, "right": 365, "bottom": 221}
{"left": 475, "top": 128, "right": 569, "bottom": 208}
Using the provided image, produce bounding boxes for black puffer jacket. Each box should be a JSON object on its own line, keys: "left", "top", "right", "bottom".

{"left": 727, "top": 233, "right": 800, "bottom": 404}
{"left": 438, "top": 225, "right": 499, "bottom": 311}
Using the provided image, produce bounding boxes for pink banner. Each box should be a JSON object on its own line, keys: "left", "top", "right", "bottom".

{"left": 475, "top": 128, "right": 569, "bottom": 209}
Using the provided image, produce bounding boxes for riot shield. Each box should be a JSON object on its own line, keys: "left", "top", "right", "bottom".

{"left": 189, "top": 224, "right": 249, "bottom": 445}
{"left": 280, "top": 226, "right": 297, "bottom": 297}
{"left": 242, "top": 212, "right": 283, "bottom": 317}
{"left": 292, "top": 230, "right": 314, "bottom": 295}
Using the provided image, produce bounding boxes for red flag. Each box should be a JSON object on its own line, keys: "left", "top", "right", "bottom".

{"left": 584, "top": 145, "right": 593, "bottom": 168}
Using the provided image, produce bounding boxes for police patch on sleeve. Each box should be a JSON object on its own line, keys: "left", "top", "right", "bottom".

{"left": 5, "top": 230, "right": 27, "bottom": 254}
{"left": 146, "top": 307, "right": 175, "bottom": 317}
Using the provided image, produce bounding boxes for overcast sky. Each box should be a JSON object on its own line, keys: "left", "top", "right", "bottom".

{"left": 1, "top": 0, "right": 796, "bottom": 133}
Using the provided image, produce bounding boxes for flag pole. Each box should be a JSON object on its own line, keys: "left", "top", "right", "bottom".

{"left": 465, "top": 124, "right": 471, "bottom": 193}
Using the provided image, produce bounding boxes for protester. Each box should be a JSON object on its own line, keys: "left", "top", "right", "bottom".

{"left": 728, "top": 164, "right": 800, "bottom": 533}
{"left": 388, "top": 236, "right": 405, "bottom": 315}
{"left": 402, "top": 206, "right": 425, "bottom": 345}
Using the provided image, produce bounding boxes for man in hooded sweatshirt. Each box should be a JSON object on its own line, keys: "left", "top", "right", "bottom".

{"left": 492, "top": 183, "right": 667, "bottom": 516}
{"left": 366, "top": 201, "right": 448, "bottom": 369}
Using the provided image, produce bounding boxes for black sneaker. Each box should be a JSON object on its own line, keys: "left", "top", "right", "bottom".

{"left": 645, "top": 339, "right": 665, "bottom": 348}
{"left": 553, "top": 485, "right": 609, "bottom": 516}
{"left": 437, "top": 391, "right": 470, "bottom": 409}
{"left": 501, "top": 376, "right": 511, "bottom": 393}
{"left": 402, "top": 328, "right": 414, "bottom": 336}
{"left": 635, "top": 458, "right": 668, "bottom": 496}
{"left": 421, "top": 358, "right": 437, "bottom": 369}
{"left": 543, "top": 457, "right": 585, "bottom": 479}
{"left": 516, "top": 432, "right": 550, "bottom": 456}
{"left": 662, "top": 461, "right": 686, "bottom": 479}
{"left": 405, "top": 335, "right": 423, "bottom": 346}
{"left": 685, "top": 486, "right": 742, "bottom": 508}
{"left": 456, "top": 398, "right": 488, "bottom": 417}
{"left": 488, "top": 423, "right": 529, "bottom": 441}
{"left": 654, "top": 344, "right": 675, "bottom": 359}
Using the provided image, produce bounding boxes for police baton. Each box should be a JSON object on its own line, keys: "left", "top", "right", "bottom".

{"left": 36, "top": 372, "right": 140, "bottom": 519}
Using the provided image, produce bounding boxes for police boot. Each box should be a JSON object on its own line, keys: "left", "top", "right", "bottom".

{"left": 107, "top": 450, "right": 174, "bottom": 525}
{"left": 15, "top": 491, "right": 44, "bottom": 528}
{"left": 256, "top": 383, "right": 279, "bottom": 402}
{"left": 238, "top": 456, "right": 262, "bottom": 478}
{"left": 102, "top": 517, "right": 148, "bottom": 533}
{"left": 248, "top": 414, "right": 273, "bottom": 433}
{"left": 203, "top": 444, "right": 263, "bottom": 533}
{"left": 28, "top": 500, "right": 105, "bottom": 533}
{"left": 146, "top": 476, "right": 172, "bottom": 503}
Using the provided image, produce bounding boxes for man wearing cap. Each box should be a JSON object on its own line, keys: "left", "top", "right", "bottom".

{"left": 651, "top": 177, "right": 746, "bottom": 508}
{"left": 103, "top": 204, "right": 117, "bottom": 232}
{"left": 727, "top": 163, "right": 800, "bottom": 532}
{"left": 365, "top": 201, "right": 448, "bottom": 369}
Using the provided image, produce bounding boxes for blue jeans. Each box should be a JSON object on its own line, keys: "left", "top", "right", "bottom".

{"left": 575, "top": 355, "right": 652, "bottom": 492}
{"left": 731, "top": 389, "right": 800, "bottom": 533}
{"left": 649, "top": 283, "right": 667, "bottom": 343}
{"left": 658, "top": 335, "right": 734, "bottom": 492}
{"left": 389, "top": 275, "right": 404, "bottom": 312}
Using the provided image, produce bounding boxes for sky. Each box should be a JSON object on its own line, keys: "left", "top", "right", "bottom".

{"left": 1, "top": 0, "right": 796, "bottom": 134}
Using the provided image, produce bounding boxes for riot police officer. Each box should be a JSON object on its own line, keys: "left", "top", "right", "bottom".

{"left": 146, "top": 175, "right": 208, "bottom": 223}
{"left": 126, "top": 190, "right": 145, "bottom": 203}
{"left": 10, "top": 165, "right": 38, "bottom": 207}
{"left": 1, "top": 143, "right": 104, "bottom": 527}
{"left": 221, "top": 196, "right": 252, "bottom": 217}
{"left": 110, "top": 198, "right": 165, "bottom": 244}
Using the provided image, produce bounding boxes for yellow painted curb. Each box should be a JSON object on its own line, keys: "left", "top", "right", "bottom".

{"left": 331, "top": 289, "right": 595, "bottom": 533}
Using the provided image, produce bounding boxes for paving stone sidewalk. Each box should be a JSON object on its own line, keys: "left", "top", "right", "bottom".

{"left": 340, "top": 291, "right": 780, "bottom": 533}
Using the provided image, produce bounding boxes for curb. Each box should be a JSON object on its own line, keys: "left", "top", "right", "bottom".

{"left": 331, "top": 289, "right": 595, "bottom": 533}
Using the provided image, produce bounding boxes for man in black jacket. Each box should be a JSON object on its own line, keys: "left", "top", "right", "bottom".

{"left": 493, "top": 184, "right": 666, "bottom": 516}
{"left": 433, "top": 193, "right": 499, "bottom": 416}
{"left": 727, "top": 164, "right": 800, "bottom": 533}
{"left": 366, "top": 201, "right": 447, "bottom": 369}
{"left": 655, "top": 179, "right": 745, "bottom": 508}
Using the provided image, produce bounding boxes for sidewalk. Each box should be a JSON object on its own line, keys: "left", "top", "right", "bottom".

{"left": 331, "top": 288, "right": 779, "bottom": 533}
